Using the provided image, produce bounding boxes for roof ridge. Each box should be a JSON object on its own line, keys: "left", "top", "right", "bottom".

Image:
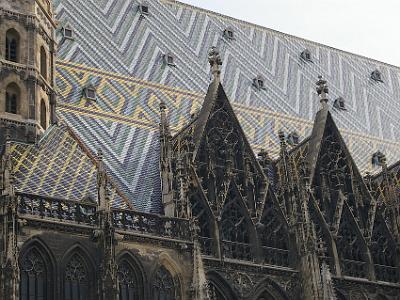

{"left": 163, "top": 0, "right": 400, "bottom": 69}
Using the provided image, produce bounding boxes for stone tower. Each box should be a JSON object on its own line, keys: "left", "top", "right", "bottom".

{"left": 0, "top": 0, "right": 57, "bottom": 143}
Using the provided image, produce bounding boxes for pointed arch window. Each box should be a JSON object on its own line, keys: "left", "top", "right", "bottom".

{"left": 209, "top": 282, "right": 227, "bottom": 300}
{"left": 220, "top": 188, "right": 252, "bottom": 261}
{"left": 40, "top": 47, "right": 47, "bottom": 80}
{"left": 64, "top": 253, "right": 90, "bottom": 300}
{"left": 20, "top": 247, "right": 50, "bottom": 300}
{"left": 40, "top": 99, "right": 47, "bottom": 129}
{"left": 258, "top": 198, "right": 289, "bottom": 266}
{"left": 6, "top": 29, "right": 20, "bottom": 62}
{"left": 152, "top": 266, "right": 180, "bottom": 300}
{"left": 118, "top": 258, "right": 141, "bottom": 300}
{"left": 5, "top": 83, "right": 20, "bottom": 114}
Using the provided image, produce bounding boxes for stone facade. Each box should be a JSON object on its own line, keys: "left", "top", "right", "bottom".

{"left": 0, "top": 0, "right": 56, "bottom": 143}
{"left": 0, "top": 1, "right": 400, "bottom": 300}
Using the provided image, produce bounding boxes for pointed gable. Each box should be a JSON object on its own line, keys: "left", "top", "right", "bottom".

{"left": 189, "top": 80, "right": 268, "bottom": 219}
{"left": 306, "top": 109, "right": 375, "bottom": 227}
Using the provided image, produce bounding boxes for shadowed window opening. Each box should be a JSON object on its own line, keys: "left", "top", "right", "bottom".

{"left": 6, "top": 29, "right": 19, "bottom": 62}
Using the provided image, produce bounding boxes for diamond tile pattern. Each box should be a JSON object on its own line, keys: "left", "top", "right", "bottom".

{"left": 9, "top": 125, "right": 130, "bottom": 209}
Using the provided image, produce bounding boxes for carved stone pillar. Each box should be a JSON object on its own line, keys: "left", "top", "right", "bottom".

{"left": 0, "top": 141, "right": 20, "bottom": 300}
{"left": 93, "top": 152, "right": 118, "bottom": 300}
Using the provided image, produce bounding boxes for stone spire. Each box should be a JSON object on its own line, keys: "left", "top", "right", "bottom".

{"left": 316, "top": 75, "right": 329, "bottom": 110}
{"left": 208, "top": 47, "right": 222, "bottom": 81}
{"left": 95, "top": 150, "right": 118, "bottom": 300}
{"left": 159, "top": 101, "right": 171, "bottom": 139}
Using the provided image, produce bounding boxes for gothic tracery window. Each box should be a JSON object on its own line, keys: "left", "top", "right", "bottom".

{"left": 220, "top": 188, "right": 252, "bottom": 261}
{"left": 371, "top": 215, "right": 399, "bottom": 283}
{"left": 208, "top": 281, "right": 227, "bottom": 300}
{"left": 118, "top": 259, "right": 140, "bottom": 300}
{"left": 64, "top": 253, "right": 90, "bottom": 300}
{"left": 20, "top": 247, "right": 50, "bottom": 300}
{"left": 336, "top": 208, "right": 367, "bottom": 278}
{"left": 6, "top": 29, "right": 19, "bottom": 62}
{"left": 258, "top": 198, "right": 289, "bottom": 266}
{"left": 152, "top": 266, "right": 180, "bottom": 300}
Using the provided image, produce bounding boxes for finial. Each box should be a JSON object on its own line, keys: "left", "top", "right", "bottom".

{"left": 208, "top": 46, "right": 222, "bottom": 80}
{"left": 278, "top": 130, "right": 286, "bottom": 143}
{"left": 159, "top": 101, "right": 167, "bottom": 112}
{"left": 316, "top": 75, "right": 329, "bottom": 109}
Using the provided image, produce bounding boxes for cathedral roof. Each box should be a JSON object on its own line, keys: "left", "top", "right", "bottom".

{"left": 9, "top": 124, "right": 131, "bottom": 209}
{"left": 52, "top": 0, "right": 400, "bottom": 211}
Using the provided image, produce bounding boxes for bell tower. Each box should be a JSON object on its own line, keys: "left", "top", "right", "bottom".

{"left": 0, "top": 0, "right": 57, "bottom": 143}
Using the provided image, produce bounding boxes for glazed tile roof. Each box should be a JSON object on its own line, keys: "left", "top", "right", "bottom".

{"left": 9, "top": 124, "right": 131, "bottom": 209}
{"left": 52, "top": 0, "right": 400, "bottom": 211}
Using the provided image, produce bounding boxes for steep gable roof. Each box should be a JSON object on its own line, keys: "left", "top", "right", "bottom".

{"left": 9, "top": 124, "right": 132, "bottom": 209}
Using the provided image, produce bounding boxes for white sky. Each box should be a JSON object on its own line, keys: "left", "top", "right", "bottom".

{"left": 183, "top": 0, "right": 400, "bottom": 67}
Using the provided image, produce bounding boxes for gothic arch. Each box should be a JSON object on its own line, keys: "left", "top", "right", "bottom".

{"left": 189, "top": 189, "right": 216, "bottom": 255}
{"left": 336, "top": 204, "right": 372, "bottom": 279}
{"left": 61, "top": 244, "right": 96, "bottom": 300}
{"left": 206, "top": 271, "right": 238, "bottom": 300}
{"left": 19, "top": 237, "right": 56, "bottom": 300}
{"left": 308, "top": 195, "right": 341, "bottom": 275}
{"left": 116, "top": 250, "right": 146, "bottom": 300}
{"left": 151, "top": 253, "right": 183, "bottom": 300}
{"left": 252, "top": 277, "right": 290, "bottom": 300}
{"left": 258, "top": 190, "right": 291, "bottom": 266}
{"left": 370, "top": 213, "right": 400, "bottom": 283}
{"left": 5, "top": 28, "right": 20, "bottom": 62}
{"left": 219, "top": 181, "right": 258, "bottom": 261}
{"left": 5, "top": 82, "right": 20, "bottom": 114}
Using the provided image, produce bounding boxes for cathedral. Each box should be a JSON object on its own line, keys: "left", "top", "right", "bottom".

{"left": 0, "top": 0, "right": 400, "bottom": 299}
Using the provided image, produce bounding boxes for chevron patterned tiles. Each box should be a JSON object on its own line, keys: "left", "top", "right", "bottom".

{"left": 53, "top": 0, "right": 400, "bottom": 211}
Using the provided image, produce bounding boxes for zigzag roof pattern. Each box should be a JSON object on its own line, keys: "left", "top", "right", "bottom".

{"left": 52, "top": 0, "right": 400, "bottom": 211}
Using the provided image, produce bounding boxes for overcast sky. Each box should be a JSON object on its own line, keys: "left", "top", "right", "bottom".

{"left": 183, "top": 0, "right": 400, "bottom": 67}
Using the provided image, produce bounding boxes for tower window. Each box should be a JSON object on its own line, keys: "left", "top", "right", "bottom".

{"left": 40, "top": 46, "right": 47, "bottom": 80}
{"left": 300, "top": 49, "right": 312, "bottom": 62}
{"left": 5, "top": 83, "right": 20, "bottom": 114}
{"left": 163, "top": 53, "right": 176, "bottom": 67}
{"left": 223, "top": 28, "right": 235, "bottom": 40}
{"left": 5, "top": 29, "right": 20, "bottom": 62}
{"left": 40, "top": 99, "right": 47, "bottom": 130}
{"left": 139, "top": 3, "right": 149, "bottom": 15}
{"left": 371, "top": 69, "right": 383, "bottom": 82}
{"left": 84, "top": 86, "right": 96, "bottom": 100}
{"left": 334, "top": 97, "right": 347, "bottom": 110}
